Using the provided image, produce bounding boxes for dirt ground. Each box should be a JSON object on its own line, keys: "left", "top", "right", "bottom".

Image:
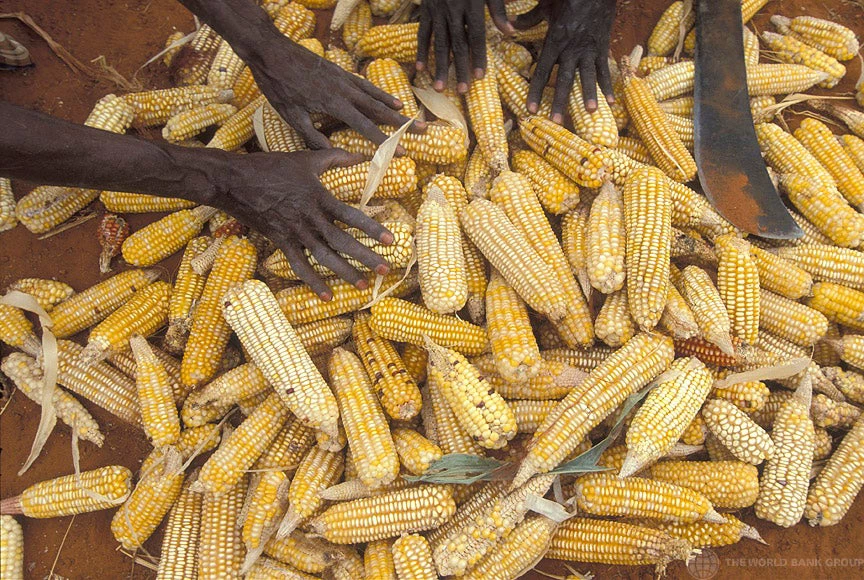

{"left": 1, "top": 0, "right": 863, "bottom": 578}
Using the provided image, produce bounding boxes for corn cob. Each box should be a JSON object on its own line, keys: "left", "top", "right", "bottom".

{"left": 207, "top": 39, "right": 244, "bottom": 90}
{"left": 463, "top": 146, "right": 493, "bottom": 199}
{"left": 0, "top": 177, "right": 17, "bottom": 232}
{"left": 6, "top": 278, "right": 74, "bottom": 311}
{"left": 660, "top": 278, "right": 700, "bottom": 340}
{"left": 648, "top": 1, "right": 695, "bottom": 56}
{"left": 495, "top": 41, "right": 532, "bottom": 75}
{"left": 206, "top": 94, "right": 263, "bottom": 150}
{"left": 330, "top": 122, "right": 467, "bottom": 165}
{"left": 644, "top": 60, "right": 695, "bottom": 101}
{"left": 261, "top": 102, "right": 306, "bottom": 152}
{"left": 0, "top": 465, "right": 131, "bottom": 517}
{"left": 495, "top": 57, "right": 553, "bottom": 120}
{"left": 390, "top": 534, "right": 436, "bottom": 580}
{"left": 199, "top": 474, "right": 246, "bottom": 579}
{"left": 770, "top": 15, "right": 860, "bottom": 61}
{"left": 515, "top": 333, "right": 674, "bottom": 487}
{"left": 562, "top": 205, "right": 591, "bottom": 299}
{"left": 263, "top": 531, "right": 342, "bottom": 575}
{"left": 230, "top": 66, "right": 260, "bottom": 109}
{"left": 276, "top": 271, "right": 416, "bottom": 325}
{"left": 794, "top": 118, "right": 864, "bottom": 210}
{"left": 163, "top": 236, "right": 210, "bottom": 352}
{"left": 464, "top": 57, "right": 508, "bottom": 172}
{"left": 364, "top": 538, "right": 396, "bottom": 579}
{"left": 183, "top": 363, "right": 266, "bottom": 416}
{"left": 813, "top": 103, "right": 864, "bottom": 140}
{"left": 702, "top": 398, "right": 775, "bottom": 464}
{"left": 650, "top": 459, "right": 760, "bottom": 509}
{"left": 355, "top": 23, "right": 419, "bottom": 62}
{"left": 508, "top": 399, "right": 556, "bottom": 434}
{"left": 637, "top": 514, "right": 764, "bottom": 549}
{"left": 808, "top": 282, "right": 864, "bottom": 333}
{"left": 805, "top": 416, "right": 864, "bottom": 526}
{"left": 242, "top": 471, "right": 290, "bottom": 567}
{"left": 519, "top": 115, "right": 608, "bottom": 188}
{"left": 253, "top": 415, "right": 316, "bottom": 472}
{"left": 273, "top": 2, "right": 316, "bottom": 39}
{"left": 758, "top": 287, "right": 828, "bottom": 347}
{"left": 814, "top": 322, "right": 843, "bottom": 367}
{"left": 100, "top": 190, "right": 196, "bottom": 213}
{"left": 594, "top": 290, "right": 635, "bottom": 347}
{"left": 245, "top": 557, "right": 319, "bottom": 579}
{"left": 677, "top": 265, "right": 734, "bottom": 355}
{"left": 84, "top": 93, "right": 135, "bottom": 133}
{"left": 617, "top": 135, "right": 655, "bottom": 166}
{"left": 762, "top": 31, "right": 845, "bottom": 88}
{"left": 840, "top": 134, "right": 864, "bottom": 173}
{"left": 474, "top": 355, "right": 584, "bottom": 399}
{"left": 182, "top": 236, "right": 256, "bottom": 387}
{"left": 751, "top": 95, "right": 777, "bottom": 123}
{"left": 15, "top": 186, "right": 99, "bottom": 234}
{"left": 811, "top": 394, "right": 861, "bottom": 430}
{"left": 0, "top": 303, "right": 38, "bottom": 353}
{"left": 546, "top": 518, "right": 694, "bottom": 575}
{"left": 746, "top": 64, "right": 829, "bottom": 95}
{"left": 343, "top": 1, "right": 373, "bottom": 50}
{"left": 121, "top": 205, "right": 217, "bottom": 266}
{"left": 778, "top": 244, "right": 864, "bottom": 291}
{"left": 0, "top": 515, "right": 23, "bottom": 580}
{"left": 426, "top": 480, "right": 507, "bottom": 548}
{"left": 127, "top": 335, "right": 180, "bottom": 447}
{"left": 390, "top": 428, "right": 441, "bottom": 475}
{"left": 715, "top": 234, "right": 760, "bottom": 344}
{"left": 325, "top": 46, "right": 355, "bottom": 72}
{"left": 156, "top": 472, "right": 203, "bottom": 579}
{"left": 426, "top": 372, "right": 484, "bottom": 456}
{"left": 755, "top": 330, "right": 843, "bottom": 400}
{"left": 276, "top": 445, "right": 344, "bottom": 539}
{"left": 711, "top": 376, "right": 770, "bottom": 413}
{"left": 756, "top": 123, "right": 835, "bottom": 186}
{"left": 462, "top": 514, "right": 558, "bottom": 579}
{"left": 400, "top": 342, "right": 427, "bottom": 386}
{"left": 173, "top": 25, "right": 220, "bottom": 86}
{"left": 162, "top": 103, "right": 237, "bottom": 142}
{"left": 749, "top": 243, "right": 813, "bottom": 299}
{"left": 95, "top": 213, "right": 128, "bottom": 274}
{"left": 569, "top": 75, "right": 619, "bottom": 148}
{"left": 823, "top": 367, "right": 864, "bottom": 404}
{"left": 415, "top": 185, "right": 467, "bottom": 314}
{"left": 624, "top": 166, "right": 673, "bottom": 330}
{"left": 485, "top": 269, "right": 542, "bottom": 382}
{"left": 511, "top": 149, "right": 581, "bottom": 215}
{"left": 1, "top": 353, "right": 104, "bottom": 446}
{"left": 587, "top": 181, "right": 626, "bottom": 294}
{"left": 318, "top": 157, "right": 416, "bottom": 202}
{"left": 122, "top": 85, "right": 233, "bottom": 126}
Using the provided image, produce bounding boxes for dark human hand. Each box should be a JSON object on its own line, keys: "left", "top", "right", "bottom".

{"left": 517, "top": 0, "right": 617, "bottom": 121}
{"left": 416, "top": 0, "right": 514, "bottom": 93}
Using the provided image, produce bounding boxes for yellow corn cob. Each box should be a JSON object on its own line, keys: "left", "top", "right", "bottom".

{"left": 714, "top": 234, "right": 760, "bottom": 344}
{"left": 400, "top": 342, "right": 427, "bottom": 386}
{"left": 325, "top": 47, "right": 355, "bottom": 72}
{"left": 808, "top": 282, "right": 864, "bottom": 332}
{"left": 494, "top": 57, "right": 553, "bottom": 120}
{"left": 390, "top": 428, "right": 442, "bottom": 475}
{"left": 331, "top": 122, "right": 468, "bottom": 165}
{"left": 364, "top": 539, "right": 396, "bottom": 579}
{"left": 637, "top": 514, "right": 764, "bottom": 549}
{"left": 515, "top": 333, "right": 674, "bottom": 487}
{"left": 343, "top": 1, "right": 372, "bottom": 51}
{"left": 426, "top": 374, "right": 484, "bottom": 456}
{"left": 318, "top": 475, "right": 412, "bottom": 503}
{"left": 778, "top": 244, "right": 864, "bottom": 291}
{"left": 15, "top": 186, "right": 99, "bottom": 234}
{"left": 814, "top": 426, "right": 834, "bottom": 460}
{"left": 485, "top": 269, "right": 542, "bottom": 382}
{"left": 547, "top": 518, "right": 694, "bottom": 575}
{"left": 195, "top": 393, "right": 289, "bottom": 495}
{"left": 680, "top": 413, "right": 709, "bottom": 446}
{"left": 795, "top": 118, "right": 864, "bottom": 210}
{"left": 254, "top": 416, "right": 316, "bottom": 473}
{"left": 751, "top": 95, "right": 777, "bottom": 123}
{"left": 182, "top": 236, "right": 256, "bottom": 387}
{"left": 778, "top": 173, "right": 864, "bottom": 249}
{"left": 263, "top": 531, "right": 341, "bottom": 575}
{"left": 805, "top": 416, "right": 864, "bottom": 526}
{"left": 464, "top": 57, "right": 508, "bottom": 171}
{"left": 823, "top": 367, "right": 864, "bottom": 404}
{"left": 121, "top": 206, "right": 217, "bottom": 266}
{"left": 273, "top": 2, "right": 316, "bottom": 40}
{"left": 711, "top": 377, "right": 770, "bottom": 414}
{"left": 462, "top": 515, "right": 558, "bottom": 579}
{"left": 319, "top": 157, "right": 416, "bottom": 202}
{"left": 122, "top": 85, "right": 233, "bottom": 126}
{"left": 573, "top": 473, "right": 725, "bottom": 523}
{"left": 658, "top": 95, "right": 693, "bottom": 118}
{"left": 755, "top": 330, "right": 843, "bottom": 400}
{"left": 164, "top": 236, "right": 211, "bottom": 352}
{"left": 128, "top": 335, "right": 180, "bottom": 446}
{"left": 0, "top": 515, "right": 23, "bottom": 580}
{"left": 0, "top": 304, "right": 37, "bottom": 352}
{"left": 644, "top": 60, "right": 695, "bottom": 101}
{"left": 230, "top": 66, "right": 260, "bottom": 108}
{"left": 814, "top": 322, "right": 843, "bottom": 367}
{"left": 156, "top": 472, "right": 203, "bottom": 580}
{"left": 569, "top": 76, "right": 619, "bottom": 148}
{"left": 198, "top": 474, "right": 246, "bottom": 579}
{"left": 330, "top": 548, "right": 366, "bottom": 580}
{"left": 182, "top": 364, "right": 262, "bottom": 427}
{"left": 80, "top": 280, "right": 171, "bottom": 364}
{"left": 84, "top": 93, "right": 135, "bottom": 133}
{"left": 245, "top": 557, "right": 319, "bottom": 580}
{"left": 562, "top": 205, "right": 591, "bottom": 299}
{"left": 677, "top": 265, "right": 734, "bottom": 355}
{"left": 368, "top": 0, "right": 400, "bottom": 15}
{"left": 260, "top": 102, "right": 306, "bottom": 152}
{"left": 365, "top": 58, "right": 418, "bottom": 117}
{"left": 426, "top": 481, "right": 506, "bottom": 548}
{"left": 295, "top": 37, "right": 324, "bottom": 57}
{"left": 1, "top": 353, "right": 103, "bottom": 446}
{"left": 648, "top": 1, "right": 695, "bottom": 56}
{"left": 759, "top": 288, "right": 828, "bottom": 347}
{"left": 747, "top": 63, "right": 830, "bottom": 95}
{"left": 811, "top": 394, "right": 861, "bottom": 430}
{"left": 749, "top": 243, "right": 813, "bottom": 299}
{"left": 624, "top": 166, "right": 673, "bottom": 330}
{"left": 1, "top": 465, "right": 131, "bottom": 518}
{"left": 840, "top": 134, "right": 864, "bottom": 173}
{"left": 0, "top": 177, "right": 17, "bottom": 232}
{"left": 665, "top": 113, "right": 694, "bottom": 150}
{"left": 355, "top": 23, "right": 419, "bottom": 62}
{"left": 660, "top": 278, "right": 700, "bottom": 340}
{"left": 174, "top": 24, "right": 220, "bottom": 86}
{"left": 162, "top": 103, "right": 237, "bottom": 142}
{"left": 702, "top": 398, "right": 775, "bottom": 464}
{"left": 511, "top": 149, "right": 581, "bottom": 215}
{"left": 594, "top": 290, "right": 636, "bottom": 347}
{"left": 390, "top": 534, "right": 436, "bottom": 580}
{"left": 462, "top": 146, "right": 493, "bottom": 200}
{"left": 586, "top": 181, "right": 626, "bottom": 294}
{"left": 650, "top": 459, "right": 760, "bottom": 509}
{"left": 369, "top": 296, "right": 487, "bottom": 355}
{"left": 242, "top": 471, "right": 289, "bottom": 559}
{"left": 621, "top": 357, "right": 714, "bottom": 476}
{"left": 207, "top": 39, "right": 244, "bottom": 90}
{"left": 770, "top": 15, "right": 860, "bottom": 61}
{"left": 277, "top": 445, "right": 344, "bottom": 538}
{"left": 55, "top": 340, "right": 141, "bottom": 425}
{"left": 756, "top": 378, "right": 815, "bottom": 527}
{"left": 415, "top": 186, "right": 467, "bottom": 313}
{"left": 111, "top": 446, "right": 184, "bottom": 550}
{"left": 508, "top": 399, "right": 556, "bottom": 434}
{"left": 100, "top": 190, "right": 196, "bottom": 213}
{"left": 756, "top": 123, "right": 835, "bottom": 185}
{"left": 292, "top": 317, "right": 353, "bottom": 358}
{"left": 472, "top": 355, "right": 583, "bottom": 399}
{"left": 519, "top": 115, "right": 608, "bottom": 188}
{"left": 206, "top": 94, "right": 264, "bottom": 151}
{"left": 761, "top": 32, "right": 845, "bottom": 88}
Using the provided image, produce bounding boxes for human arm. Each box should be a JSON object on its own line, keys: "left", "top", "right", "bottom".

{"left": 0, "top": 102, "right": 392, "bottom": 299}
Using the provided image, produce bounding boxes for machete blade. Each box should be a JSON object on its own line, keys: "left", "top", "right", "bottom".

{"left": 694, "top": 0, "right": 803, "bottom": 239}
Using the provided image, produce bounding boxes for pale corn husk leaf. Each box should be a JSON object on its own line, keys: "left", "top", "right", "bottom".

{"left": 253, "top": 105, "right": 268, "bottom": 152}
{"left": 412, "top": 86, "right": 470, "bottom": 148}
{"left": 525, "top": 494, "right": 573, "bottom": 522}
{"left": 712, "top": 357, "right": 809, "bottom": 389}
{"left": 359, "top": 112, "right": 419, "bottom": 209}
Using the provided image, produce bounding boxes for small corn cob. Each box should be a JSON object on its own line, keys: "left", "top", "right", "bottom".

{"left": 401, "top": 342, "right": 427, "bottom": 386}
{"left": 15, "top": 186, "right": 99, "bottom": 234}
{"left": 156, "top": 472, "right": 203, "bottom": 579}
{"left": 369, "top": 296, "right": 487, "bottom": 355}
{"left": 96, "top": 214, "right": 129, "bottom": 273}
{"left": 746, "top": 63, "right": 829, "bottom": 95}
{"left": 512, "top": 149, "right": 581, "bottom": 215}
{"left": 485, "top": 268, "right": 543, "bottom": 382}
{"left": 795, "top": 118, "right": 864, "bottom": 210}
{"left": 702, "top": 398, "right": 775, "bottom": 464}
{"left": 318, "top": 476, "right": 412, "bottom": 503}
{"left": 815, "top": 427, "right": 834, "bottom": 461}
{"left": 330, "top": 122, "right": 467, "bottom": 165}
{"left": 715, "top": 234, "right": 760, "bottom": 344}
{"left": 808, "top": 282, "right": 864, "bottom": 332}
{"left": 811, "top": 394, "right": 861, "bottom": 430}
{"left": 199, "top": 474, "right": 246, "bottom": 578}
{"left": 0, "top": 515, "right": 23, "bottom": 580}
{"left": 85, "top": 94, "right": 135, "bottom": 133}
{"left": 276, "top": 271, "right": 416, "bottom": 325}
{"left": 129, "top": 335, "right": 180, "bottom": 446}
{"left": 519, "top": 115, "right": 608, "bottom": 188}
{"left": 621, "top": 357, "right": 714, "bottom": 476}
{"left": 770, "top": 15, "right": 860, "bottom": 61}
{"left": 650, "top": 460, "right": 760, "bottom": 509}
{"left": 164, "top": 236, "right": 210, "bottom": 353}
{"left": 546, "top": 518, "right": 694, "bottom": 575}
{"left": 463, "top": 146, "right": 493, "bottom": 200}
{"left": 759, "top": 288, "right": 828, "bottom": 347}
{"left": 515, "top": 333, "right": 674, "bottom": 487}
{"left": 756, "top": 378, "right": 816, "bottom": 527}
{"left": 0, "top": 465, "right": 131, "bottom": 518}
{"left": 100, "top": 190, "right": 196, "bottom": 213}
{"left": 207, "top": 39, "right": 244, "bottom": 89}
{"left": 182, "top": 236, "right": 256, "bottom": 387}
{"left": 624, "top": 167, "right": 673, "bottom": 330}
{"left": 0, "top": 177, "right": 16, "bottom": 232}
{"left": 122, "top": 85, "right": 233, "bottom": 126}
{"left": 80, "top": 281, "right": 171, "bottom": 364}
{"left": 243, "top": 471, "right": 290, "bottom": 561}
{"left": 823, "top": 367, "right": 864, "bottom": 404}
{"left": 678, "top": 265, "right": 734, "bottom": 355}
{"left": 6, "top": 278, "right": 73, "bottom": 311}
{"left": 805, "top": 416, "right": 864, "bottom": 526}
{"left": 325, "top": 47, "right": 355, "bottom": 72}
{"left": 343, "top": 0, "right": 372, "bottom": 51}
{"left": 711, "top": 376, "right": 770, "bottom": 413}
{"left": 355, "top": 23, "right": 419, "bottom": 62}
{"left": 264, "top": 531, "right": 341, "bottom": 575}
{"left": 648, "top": 1, "right": 695, "bottom": 56}
{"left": 390, "top": 428, "right": 442, "bottom": 476}
{"left": 318, "top": 157, "right": 416, "bottom": 202}
{"left": 749, "top": 243, "right": 813, "bottom": 299}
{"left": 660, "top": 278, "right": 700, "bottom": 340}
{"left": 364, "top": 538, "right": 396, "bottom": 579}
{"left": 195, "top": 393, "right": 290, "bottom": 495}
{"left": 473, "top": 355, "right": 583, "bottom": 399}
{"left": 0, "top": 304, "right": 38, "bottom": 353}
{"left": 426, "top": 373, "right": 484, "bottom": 457}
{"left": 173, "top": 25, "right": 220, "bottom": 86}
{"left": 111, "top": 446, "right": 184, "bottom": 550}
{"left": 644, "top": 60, "right": 695, "bottom": 101}
{"left": 121, "top": 205, "right": 217, "bottom": 266}
{"left": 391, "top": 534, "right": 436, "bottom": 580}
{"left": 756, "top": 123, "right": 835, "bottom": 186}
{"left": 277, "top": 445, "right": 344, "bottom": 538}
{"left": 572, "top": 473, "right": 725, "bottom": 523}
{"left": 415, "top": 186, "right": 467, "bottom": 314}
{"left": 562, "top": 205, "right": 592, "bottom": 299}
{"left": 594, "top": 290, "right": 636, "bottom": 347}
{"left": 1, "top": 353, "right": 104, "bottom": 446}
{"left": 637, "top": 514, "right": 764, "bottom": 549}
{"left": 587, "top": 181, "right": 626, "bottom": 294}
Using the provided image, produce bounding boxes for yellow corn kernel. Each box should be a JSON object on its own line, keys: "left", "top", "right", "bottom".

{"left": 759, "top": 288, "right": 828, "bottom": 347}
{"left": 714, "top": 235, "right": 760, "bottom": 344}
{"left": 426, "top": 375, "right": 483, "bottom": 457}
{"left": 644, "top": 60, "right": 695, "bottom": 101}
{"left": 273, "top": 2, "right": 315, "bottom": 40}
{"left": 807, "top": 282, "right": 864, "bottom": 333}
{"left": 756, "top": 123, "right": 835, "bottom": 186}
{"left": 326, "top": 47, "right": 356, "bottom": 73}
{"left": 355, "top": 23, "right": 419, "bottom": 62}
{"left": 795, "top": 118, "right": 864, "bottom": 210}
{"left": 761, "top": 31, "right": 845, "bottom": 87}
{"left": 562, "top": 205, "right": 591, "bottom": 299}
{"left": 277, "top": 445, "right": 344, "bottom": 538}
{"left": 677, "top": 265, "right": 734, "bottom": 355}
{"left": 206, "top": 94, "right": 264, "bottom": 151}
{"left": 390, "top": 428, "right": 442, "bottom": 475}
{"left": 164, "top": 236, "right": 211, "bottom": 352}
{"left": 364, "top": 538, "right": 396, "bottom": 579}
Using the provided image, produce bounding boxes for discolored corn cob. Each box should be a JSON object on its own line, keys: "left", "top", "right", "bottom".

{"left": 644, "top": 60, "right": 695, "bottom": 101}
{"left": 715, "top": 234, "right": 760, "bottom": 344}
{"left": 594, "top": 290, "right": 636, "bottom": 347}
{"left": 638, "top": 514, "right": 764, "bottom": 549}
{"left": 749, "top": 243, "right": 813, "bottom": 299}
{"left": 182, "top": 236, "right": 256, "bottom": 387}
{"left": 198, "top": 473, "right": 246, "bottom": 579}
{"left": 703, "top": 398, "right": 775, "bottom": 464}
{"left": 711, "top": 376, "right": 770, "bottom": 413}
{"left": 624, "top": 167, "right": 673, "bottom": 330}
{"left": 95, "top": 213, "right": 128, "bottom": 274}
{"left": 331, "top": 123, "right": 467, "bottom": 165}
{"left": 263, "top": 530, "right": 342, "bottom": 575}
{"left": 519, "top": 115, "right": 608, "bottom": 188}
{"left": 514, "top": 333, "right": 674, "bottom": 487}
{"left": 648, "top": 1, "right": 695, "bottom": 56}
{"left": 759, "top": 288, "right": 828, "bottom": 347}
{"left": 587, "top": 181, "right": 625, "bottom": 294}
{"left": 811, "top": 394, "right": 861, "bottom": 430}
{"left": 122, "top": 206, "right": 217, "bottom": 266}
{"left": 426, "top": 372, "right": 484, "bottom": 456}
{"left": 677, "top": 265, "right": 734, "bottom": 355}
{"left": 546, "top": 518, "right": 694, "bottom": 575}
{"left": 319, "top": 157, "right": 416, "bottom": 202}
{"left": 572, "top": 473, "right": 725, "bottom": 523}
{"left": 512, "top": 149, "right": 581, "bottom": 215}
{"left": 15, "top": 186, "right": 99, "bottom": 235}
{"left": 164, "top": 236, "right": 210, "bottom": 353}
{"left": 660, "top": 279, "right": 700, "bottom": 340}
{"left": 746, "top": 64, "right": 829, "bottom": 95}
{"left": 129, "top": 334, "right": 180, "bottom": 446}
{"left": 355, "top": 23, "right": 420, "bottom": 62}
{"left": 474, "top": 355, "right": 584, "bottom": 399}
{"left": 172, "top": 24, "right": 219, "bottom": 85}
{"left": 823, "top": 367, "right": 864, "bottom": 404}
{"left": 122, "top": 85, "right": 233, "bottom": 126}
{"left": 771, "top": 15, "right": 860, "bottom": 61}
{"left": 795, "top": 118, "right": 864, "bottom": 210}
{"left": 650, "top": 460, "right": 760, "bottom": 509}
{"left": 207, "top": 39, "right": 244, "bottom": 90}
{"left": 245, "top": 557, "right": 319, "bottom": 579}
{"left": 415, "top": 186, "right": 467, "bottom": 314}
{"left": 1, "top": 353, "right": 104, "bottom": 446}
{"left": 1, "top": 465, "right": 131, "bottom": 518}
{"left": 461, "top": 514, "right": 558, "bottom": 579}
{"left": 391, "top": 534, "right": 436, "bottom": 580}
{"left": 0, "top": 177, "right": 15, "bottom": 232}
{"left": 242, "top": 471, "right": 289, "bottom": 564}
{"left": 0, "top": 515, "right": 23, "bottom": 580}
{"left": 805, "top": 416, "right": 864, "bottom": 526}
{"left": 485, "top": 269, "right": 542, "bottom": 382}
{"left": 156, "top": 472, "right": 203, "bottom": 580}
{"left": 162, "top": 103, "right": 237, "bottom": 142}
{"left": 808, "top": 282, "right": 864, "bottom": 332}
{"left": 621, "top": 357, "right": 714, "bottom": 476}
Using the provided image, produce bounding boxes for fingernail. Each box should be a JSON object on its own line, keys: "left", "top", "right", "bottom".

{"left": 505, "top": 23, "right": 515, "bottom": 33}
{"left": 393, "top": 98, "right": 403, "bottom": 108}
{"left": 585, "top": 99, "right": 598, "bottom": 113}
{"left": 356, "top": 279, "right": 369, "bottom": 290}
{"left": 319, "top": 292, "right": 333, "bottom": 302}
{"left": 414, "top": 120, "right": 427, "bottom": 129}
{"left": 457, "top": 82, "right": 468, "bottom": 94}
{"left": 395, "top": 145, "right": 407, "bottom": 156}
{"left": 473, "top": 68, "right": 484, "bottom": 79}
{"left": 416, "top": 61, "right": 425, "bottom": 71}
{"left": 380, "top": 232, "right": 395, "bottom": 245}
{"left": 527, "top": 102, "right": 538, "bottom": 114}
{"left": 552, "top": 113, "right": 563, "bottom": 124}
{"left": 606, "top": 95, "right": 616, "bottom": 104}
{"left": 434, "top": 80, "right": 445, "bottom": 91}
{"left": 375, "top": 264, "right": 390, "bottom": 276}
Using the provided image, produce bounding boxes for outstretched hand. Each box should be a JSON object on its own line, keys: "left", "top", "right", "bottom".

{"left": 518, "top": 0, "right": 617, "bottom": 121}
{"left": 218, "top": 148, "right": 394, "bottom": 300}
{"left": 416, "top": 0, "right": 514, "bottom": 93}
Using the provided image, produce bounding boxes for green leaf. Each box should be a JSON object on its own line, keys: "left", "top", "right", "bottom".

{"left": 403, "top": 454, "right": 504, "bottom": 484}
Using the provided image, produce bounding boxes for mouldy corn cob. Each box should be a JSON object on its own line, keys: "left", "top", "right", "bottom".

{"left": 182, "top": 236, "right": 256, "bottom": 387}
{"left": 587, "top": 181, "right": 626, "bottom": 294}
{"left": 761, "top": 32, "right": 845, "bottom": 88}
{"left": 85, "top": 94, "right": 135, "bottom": 133}
{"left": 624, "top": 166, "right": 673, "bottom": 331}
{"left": 638, "top": 514, "right": 764, "bottom": 549}
{"left": 0, "top": 465, "right": 131, "bottom": 518}
{"left": 756, "top": 378, "right": 816, "bottom": 527}
{"left": 678, "top": 265, "right": 734, "bottom": 355}
{"left": 156, "top": 472, "right": 203, "bottom": 580}
{"left": 811, "top": 394, "right": 861, "bottom": 430}
{"left": 172, "top": 24, "right": 220, "bottom": 86}
{"left": 461, "top": 514, "right": 558, "bottom": 580}
{"left": 264, "top": 531, "right": 342, "bottom": 575}
{"left": 319, "top": 157, "right": 416, "bottom": 202}
{"left": 715, "top": 234, "right": 760, "bottom": 344}
{"left": 416, "top": 186, "right": 467, "bottom": 313}
{"left": 650, "top": 460, "right": 760, "bottom": 509}
{"left": 97, "top": 213, "right": 129, "bottom": 273}
{"left": 546, "top": 517, "right": 695, "bottom": 576}
{"left": 519, "top": 115, "right": 608, "bottom": 188}
{"left": 199, "top": 474, "right": 246, "bottom": 578}
{"left": 164, "top": 236, "right": 211, "bottom": 353}
{"left": 514, "top": 333, "right": 674, "bottom": 487}
{"left": 808, "top": 282, "right": 864, "bottom": 332}
{"left": 465, "top": 57, "right": 508, "bottom": 172}
{"left": 463, "top": 145, "right": 494, "bottom": 199}
{"left": 512, "top": 149, "right": 581, "bottom": 214}
{"left": 0, "top": 177, "right": 16, "bottom": 232}
{"left": 15, "top": 186, "right": 99, "bottom": 234}
{"left": 770, "top": 15, "right": 860, "bottom": 61}
{"left": 254, "top": 416, "right": 316, "bottom": 472}
{"left": 355, "top": 23, "right": 419, "bottom": 62}
{"left": 485, "top": 269, "right": 542, "bottom": 383}
{"left": 122, "top": 206, "right": 217, "bottom": 266}
{"left": 805, "top": 416, "right": 864, "bottom": 526}
{"left": 391, "top": 534, "right": 436, "bottom": 580}
{"left": 100, "top": 190, "right": 196, "bottom": 213}
{"left": 1, "top": 353, "right": 104, "bottom": 446}
{"left": 621, "top": 357, "right": 713, "bottom": 476}
{"left": 823, "top": 367, "right": 864, "bottom": 404}
{"left": 331, "top": 123, "right": 467, "bottom": 165}
{"left": 277, "top": 445, "right": 344, "bottom": 538}
{"left": 129, "top": 334, "right": 181, "bottom": 446}
{"left": 648, "top": 1, "right": 695, "bottom": 56}
{"left": 473, "top": 355, "right": 583, "bottom": 400}
{"left": 660, "top": 279, "right": 700, "bottom": 340}
{"left": 749, "top": 243, "right": 813, "bottom": 299}
{"left": 0, "top": 515, "right": 23, "bottom": 580}
{"left": 122, "top": 85, "right": 233, "bottom": 126}
{"left": 702, "top": 398, "right": 775, "bottom": 464}
{"left": 80, "top": 281, "right": 171, "bottom": 364}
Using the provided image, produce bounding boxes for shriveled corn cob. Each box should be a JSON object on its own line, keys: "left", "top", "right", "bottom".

{"left": 594, "top": 290, "right": 636, "bottom": 347}
{"left": 546, "top": 518, "right": 694, "bottom": 575}
{"left": 811, "top": 394, "right": 861, "bottom": 430}
{"left": 96, "top": 213, "right": 129, "bottom": 274}
{"left": 156, "top": 472, "right": 203, "bottom": 580}
{"left": 182, "top": 236, "right": 256, "bottom": 387}
{"left": 515, "top": 333, "right": 674, "bottom": 487}
{"left": 277, "top": 445, "right": 344, "bottom": 538}
{"left": 331, "top": 123, "right": 467, "bottom": 165}
{"left": 770, "top": 15, "right": 860, "bottom": 61}
{"left": 749, "top": 243, "right": 813, "bottom": 299}
{"left": 715, "top": 234, "right": 760, "bottom": 344}
{"left": 162, "top": 103, "right": 237, "bottom": 142}
{"left": 473, "top": 355, "right": 583, "bottom": 399}
{"left": 703, "top": 398, "right": 775, "bottom": 464}
{"left": 638, "top": 514, "right": 764, "bottom": 549}
{"left": 319, "top": 157, "right": 416, "bottom": 202}
{"left": 805, "top": 416, "right": 864, "bottom": 526}
{"left": 462, "top": 146, "right": 493, "bottom": 200}
{"left": 264, "top": 530, "right": 341, "bottom": 575}
{"left": 461, "top": 514, "right": 558, "bottom": 580}
{"left": 0, "top": 465, "right": 131, "bottom": 518}
{"left": 0, "top": 515, "right": 23, "bottom": 580}
{"left": 426, "top": 373, "right": 484, "bottom": 456}
{"left": 645, "top": 60, "right": 695, "bottom": 101}
{"left": 660, "top": 279, "right": 700, "bottom": 340}
{"left": 512, "top": 149, "right": 581, "bottom": 215}
{"left": 122, "top": 85, "right": 233, "bottom": 126}
{"left": 485, "top": 269, "right": 542, "bottom": 382}
{"left": 318, "top": 475, "right": 412, "bottom": 502}
{"left": 823, "top": 367, "right": 864, "bottom": 404}
{"left": 0, "top": 177, "right": 16, "bottom": 232}
{"left": 164, "top": 236, "right": 210, "bottom": 352}
{"left": 416, "top": 185, "right": 467, "bottom": 313}
{"left": 329, "top": 548, "right": 365, "bottom": 580}
{"left": 85, "top": 94, "right": 135, "bottom": 133}
{"left": 519, "top": 115, "right": 608, "bottom": 188}
{"left": 678, "top": 265, "right": 734, "bottom": 355}
{"left": 648, "top": 1, "right": 695, "bottom": 56}
{"left": 199, "top": 474, "right": 246, "bottom": 578}
{"left": 650, "top": 460, "right": 760, "bottom": 509}
{"left": 587, "top": 181, "right": 626, "bottom": 294}
{"left": 562, "top": 205, "right": 591, "bottom": 298}
{"left": 759, "top": 288, "right": 828, "bottom": 347}
{"left": 426, "top": 481, "right": 506, "bottom": 548}
{"left": 391, "top": 534, "right": 436, "bottom": 580}
{"left": 355, "top": 23, "right": 419, "bottom": 62}
{"left": 15, "top": 186, "right": 99, "bottom": 234}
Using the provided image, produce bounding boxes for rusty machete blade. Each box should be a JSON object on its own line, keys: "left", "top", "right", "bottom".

{"left": 693, "top": 0, "right": 803, "bottom": 239}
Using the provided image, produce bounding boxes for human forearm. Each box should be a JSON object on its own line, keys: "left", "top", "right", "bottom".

{"left": 0, "top": 101, "right": 226, "bottom": 204}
